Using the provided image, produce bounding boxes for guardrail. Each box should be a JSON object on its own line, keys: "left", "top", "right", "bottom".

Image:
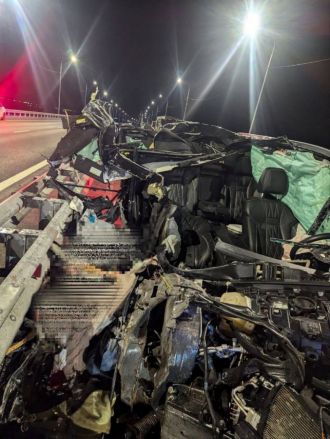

{"left": 4, "top": 109, "right": 63, "bottom": 121}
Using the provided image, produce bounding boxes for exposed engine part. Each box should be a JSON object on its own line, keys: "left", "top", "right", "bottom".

{"left": 220, "top": 292, "right": 255, "bottom": 335}
{"left": 161, "top": 385, "right": 214, "bottom": 439}
{"left": 129, "top": 410, "right": 162, "bottom": 438}
{"left": 231, "top": 377, "right": 322, "bottom": 438}
{"left": 118, "top": 275, "right": 203, "bottom": 407}
{"left": 230, "top": 376, "right": 273, "bottom": 428}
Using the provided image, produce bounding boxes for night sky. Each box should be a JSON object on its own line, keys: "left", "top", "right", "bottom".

{"left": 0, "top": 0, "right": 329, "bottom": 145}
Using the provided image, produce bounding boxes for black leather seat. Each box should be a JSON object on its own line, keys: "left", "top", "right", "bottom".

{"left": 197, "top": 154, "right": 255, "bottom": 224}
{"left": 219, "top": 155, "right": 256, "bottom": 222}
{"left": 243, "top": 167, "right": 298, "bottom": 258}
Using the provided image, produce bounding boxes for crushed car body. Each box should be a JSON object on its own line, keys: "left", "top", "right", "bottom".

{"left": 0, "top": 100, "right": 329, "bottom": 438}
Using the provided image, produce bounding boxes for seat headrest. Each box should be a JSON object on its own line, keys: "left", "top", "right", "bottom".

{"left": 257, "top": 167, "right": 289, "bottom": 195}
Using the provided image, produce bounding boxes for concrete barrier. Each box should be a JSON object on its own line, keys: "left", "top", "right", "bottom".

{"left": 4, "top": 109, "right": 63, "bottom": 121}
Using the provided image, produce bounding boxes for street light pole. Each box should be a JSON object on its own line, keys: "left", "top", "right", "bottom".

{"left": 164, "top": 99, "right": 169, "bottom": 117}
{"left": 156, "top": 94, "right": 163, "bottom": 118}
{"left": 183, "top": 86, "right": 191, "bottom": 121}
{"left": 176, "top": 76, "right": 190, "bottom": 120}
{"left": 57, "top": 61, "right": 63, "bottom": 115}
{"left": 57, "top": 54, "right": 78, "bottom": 114}
{"left": 84, "top": 83, "right": 88, "bottom": 106}
{"left": 249, "top": 40, "right": 276, "bottom": 133}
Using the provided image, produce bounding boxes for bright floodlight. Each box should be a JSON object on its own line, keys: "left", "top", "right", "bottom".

{"left": 115, "top": 103, "right": 118, "bottom": 107}
{"left": 176, "top": 77, "right": 182, "bottom": 84}
{"left": 93, "top": 80, "right": 98, "bottom": 85}
{"left": 70, "top": 54, "right": 78, "bottom": 63}
{"left": 159, "top": 94, "right": 163, "bottom": 98}
{"left": 151, "top": 100, "right": 155, "bottom": 105}
{"left": 243, "top": 12, "right": 261, "bottom": 38}
{"left": 103, "top": 90, "right": 108, "bottom": 97}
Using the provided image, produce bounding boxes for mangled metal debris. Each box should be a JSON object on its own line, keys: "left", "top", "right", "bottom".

{"left": 0, "top": 100, "right": 329, "bottom": 438}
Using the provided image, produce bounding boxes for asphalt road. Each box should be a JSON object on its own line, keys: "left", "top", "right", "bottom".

{"left": 0, "top": 120, "right": 65, "bottom": 183}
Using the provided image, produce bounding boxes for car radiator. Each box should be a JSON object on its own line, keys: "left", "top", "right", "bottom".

{"left": 263, "top": 386, "right": 321, "bottom": 439}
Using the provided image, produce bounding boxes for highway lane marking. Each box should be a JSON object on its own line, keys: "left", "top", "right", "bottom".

{"left": 1, "top": 127, "right": 65, "bottom": 137}
{"left": 10, "top": 127, "right": 63, "bottom": 134}
{"left": 0, "top": 160, "right": 48, "bottom": 193}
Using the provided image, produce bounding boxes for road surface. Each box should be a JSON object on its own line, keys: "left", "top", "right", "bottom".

{"left": 0, "top": 120, "right": 65, "bottom": 183}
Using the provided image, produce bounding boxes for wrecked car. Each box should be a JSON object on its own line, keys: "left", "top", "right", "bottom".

{"left": 0, "top": 99, "right": 329, "bottom": 438}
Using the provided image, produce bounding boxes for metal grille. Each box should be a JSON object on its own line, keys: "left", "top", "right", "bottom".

{"left": 263, "top": 386, "right": 321, "bottom": 439}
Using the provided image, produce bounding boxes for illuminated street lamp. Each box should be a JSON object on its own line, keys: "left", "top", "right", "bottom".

{"left": 176, "top": 77, "right": 190, "bottom": 121}
{"left": 243, "top": 10, "right": 276, "bottom": 133}
{"left": 155, "top": 94, "right": 163, "bottom": 117}
{"left": 111, "top": 102, "right": 118, "bottom": 118}
{"left": 243, "top": 12, "right": 261, "bottom": 38}
{"left": 103, "top": 90, "right": 108, "bottom": 97}
{"left": 93, "top": 80, "right": 98, "bottom": 86}
{"left": 70, "top": 53, "right": 78, "bottom": 64}
{"left": 58, "top": 53, "right": 79, "bottom": 115}
{"left": 148, "top": 101, "right": 156, "bottom": 120}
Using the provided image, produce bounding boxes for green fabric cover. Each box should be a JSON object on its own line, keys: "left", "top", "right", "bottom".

{"left": 77, "top": 137, "right": 101, "bottom": 162}
{"left": 126, "top": 135, "right": 147, "bottom": 149}
{"left": 251, "top": 145, "right": 330, "bottom": 233}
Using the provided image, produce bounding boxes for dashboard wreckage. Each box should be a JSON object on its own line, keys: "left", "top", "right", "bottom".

{"left": 0, "top": 100, "right": 329, "bottom": 438}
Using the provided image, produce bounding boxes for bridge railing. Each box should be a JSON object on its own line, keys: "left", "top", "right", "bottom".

{"left": 4, "top": 109, "right": 63, "bottom": 120}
